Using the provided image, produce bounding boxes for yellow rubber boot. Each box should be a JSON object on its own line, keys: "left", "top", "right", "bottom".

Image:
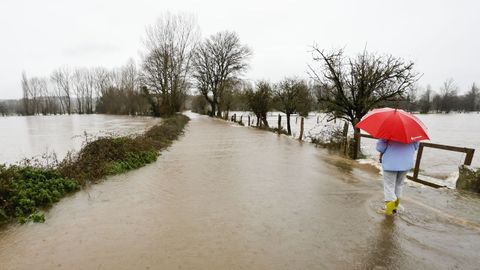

{"left": 385, "top": 201, "right": 396, "bottom": 215}
{"left": 393, "top": 198, "right": 400, "bottom": 214}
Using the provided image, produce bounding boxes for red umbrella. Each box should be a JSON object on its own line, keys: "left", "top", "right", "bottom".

{"left": 355, "top": 108, "right": 429, "bottom": 143}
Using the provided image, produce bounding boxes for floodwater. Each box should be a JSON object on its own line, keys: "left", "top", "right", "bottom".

{"left": 231, "top": 111, "right": 480, "bottom": 186}
{"left": 0, "top": 114, "right": 161, "bottom": 164}
{"left": 0, "top": 113, "right": 479, "bottom": 269}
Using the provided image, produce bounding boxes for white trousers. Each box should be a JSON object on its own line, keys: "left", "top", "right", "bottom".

{"left": 383, "top": 170, "right": 408, "bottom": 202}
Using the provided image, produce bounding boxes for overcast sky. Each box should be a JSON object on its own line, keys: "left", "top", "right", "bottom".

{"left": 0, "top": 0, "right": 479, "bottom": 99}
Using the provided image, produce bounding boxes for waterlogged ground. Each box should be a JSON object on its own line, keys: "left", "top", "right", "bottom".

{"left": 0, "top": 114, "right": 161, "bottom": 164}
{"left": 231, "top": 111, "right": 480, "bottom": 185}
{"left": 0, "top": 113, "right": 479, "bottom": 269}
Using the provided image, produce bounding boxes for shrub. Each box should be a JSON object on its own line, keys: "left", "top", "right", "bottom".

{"left": 59, "top": 114, "right": 189, "bottom": 184}
{"left": 307, "top": 125, "right": 350, "bottom": 153}
{"left": 0, "top": 114, "right": 190, "bottom": 224}
{"left": 107, "top": 150, "right": 158, "bottom": 174}
{"left": 0, "top": 165, "right": 79, "bottom": 222}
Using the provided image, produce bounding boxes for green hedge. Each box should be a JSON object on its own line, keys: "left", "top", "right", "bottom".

{"left": 0, "top": 114, "right": 189, "bottom": 224}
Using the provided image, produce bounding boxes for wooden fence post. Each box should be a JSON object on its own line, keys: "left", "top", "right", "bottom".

{"left": 248, "top": 115, "right": 251, "bottom": 126}
{"left": 360, "top": 135, "right": 475, "bottom": 189}
{"left": 413, "top": 143, "right": 424, "bottom": 181}
{"left": 465, "top": 149, "right": 475, "bottom": 165}
{"left": 299, "top": 117, "right": 304, "bottom": 141}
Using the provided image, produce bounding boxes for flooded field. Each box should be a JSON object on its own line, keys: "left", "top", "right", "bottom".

{"left": 231, "top": 111, "right": 480, "bottom": 186}
{"left": 1, "top": 112, "right": 477, "bottom": 187}
{"left": 0, "top": 114, "right": 161, "bottom": 164}
{"left": 0, "top": 113, "right": 479, "bottom": 270}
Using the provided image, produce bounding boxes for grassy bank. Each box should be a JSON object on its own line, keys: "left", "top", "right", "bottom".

{"left": 0, "top": 114, "right": 189, "bottom": 224}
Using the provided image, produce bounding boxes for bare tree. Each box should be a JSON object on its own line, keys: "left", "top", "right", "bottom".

{"left": 95, "top": 60, "right": 150, "bottom": 115}
{"left": 141, "top": 12, "right": 200, "bottom": 116}
{"left": 309, "top": 47, "right": 419, "bottom": 159}
{"left": 464, "top": 83, "right": 480, "bottom": 112}
{"left": 218, "top": 78, "right": 245, "bottom": 119}
{"left": 296, "top": 82, "right": 314, "bottom": 117}
{"left": 403, "top": 84, "right": 418, "bottom": 112}
{"left": 191, "top": 94, "right": 208, "bottom": 114}
{"left": 120, "top": 60, "right": 145, "bottom": 115}
{"left": 92, "top": 67, "right": 111, "bottom": 99}
{"left": 120, "top": 59, "right": 137, "bottom": 91}
{"left": 26, "top": 76, "right": 47, "bottom": 115}
{"left": 21, "top": 61, "right": 150, "bottom": 116}
{"left": 0, "top": 102, "right": 7, "bottom": 116}
{"left": 72, "top": 68, "right": 87, "bottom": 114}
{"left": 192, "top": 31, "right": 252, "bottom": 117}
{"left": 22, "top": 72, "right": 56, "bottom": 115}
{"left": 51, "top": 67, "right": 72, "bottom": 114}
{"left": 245, "top": 81, "right": 272, "bottom": 127}
{"left": 21, "top": 72, "right": 32, "bottom": 115}
{"left": 418, "top": 84, "right": 433, "bottom": 114}
{"left": 39, "top": 79, "right": 52, "bottom": 114}
{"left": 274, "top": 78, "right": 310, "bottom": 135}
{"left": 432, "top": 92, "right": 442, "bottom": 113}
{"left": 439, "top": 78, "right": 459, "bottom": 113}
{"left": 85, "top": 70, "right": 96, "bottom": 114}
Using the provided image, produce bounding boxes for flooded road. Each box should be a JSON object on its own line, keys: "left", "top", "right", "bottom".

{"left": 0, "top": 113, "right": 479, "bottom": 269}
{"left": 232, "top": 111, "right": 480, "bottom": 186}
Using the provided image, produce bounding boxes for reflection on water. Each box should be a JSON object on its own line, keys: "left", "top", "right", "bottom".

{"left": 0, "top": 114, "right": 479, "bottom": 270}
{"left": 0, "top": 114, "right": 161, "bottom": 164}
{"left": 361, "top": 217, "right": 404, "bottom": 269}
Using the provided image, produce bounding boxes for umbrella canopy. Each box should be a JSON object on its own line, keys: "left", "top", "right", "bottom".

{"left": 355, "top": 108, "right": 429, "bottom": 143}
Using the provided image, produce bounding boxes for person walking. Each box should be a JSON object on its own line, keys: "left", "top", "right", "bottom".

{"left": 355, "top": 108, "right": 429, "bottom": 216}
{"left": 355, "top": 108, "right": 430, "bottom": 215}
{"left": 377, "top": 139, "right": 419, "bottom": 215}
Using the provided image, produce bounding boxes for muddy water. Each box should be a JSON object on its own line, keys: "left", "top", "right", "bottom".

{"left": 0, "top": 114, "right": 161, "bottom": 164}
{"left": 231, "top": 111, "right": 480, "bottom": 184}
{"left": 0, "top": 113, "right": 479, "bottom": 269}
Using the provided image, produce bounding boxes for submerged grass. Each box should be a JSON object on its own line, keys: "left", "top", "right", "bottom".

{"left": 0, "top": 114, "right": 190, "bottom": 224}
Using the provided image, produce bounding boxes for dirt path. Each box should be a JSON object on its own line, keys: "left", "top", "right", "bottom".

{"left": 1, "top": 113, "right": 479, "bottom": 269}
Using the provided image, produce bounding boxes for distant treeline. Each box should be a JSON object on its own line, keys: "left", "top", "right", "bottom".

{"left": 2, "top": 75, "right": 478, "bottom": 118}
{"left": 191, "top": 79, "right": 480, "bottom": 117}
{"left": 9, "top": 60, "right": 152, "bottom": 116}
{"left": 1, "top": 12, "right": 478, "bottom": 120}
{"left": 396, "top": 80, "right": 480, "bottom": 113}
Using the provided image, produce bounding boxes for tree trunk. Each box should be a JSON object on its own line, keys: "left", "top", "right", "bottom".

{"left": 352, "top": 118, "right": 361, "bottom": 159}
{"left": 209, "top": 101, "right": 216, "bottom": 117}
{"left": 215, "top": 101, "right": 221, "bottom": 117}
{"left": 299, "top": 117, "right": 304, "bottom": 141}
{"left": 278, "top": 114, "right": 282, "bottom": 133}
{"left": 261, "top": 113, "right": 269, "bottom": 127}
{"left": 67, "top": 97, "right": 71, "bottom": 114}
{"left": 286, "top": 113, "right": 291, "bottom": 135}
{"left": 342, "top": 121, "right": 349, "bottom": 155}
